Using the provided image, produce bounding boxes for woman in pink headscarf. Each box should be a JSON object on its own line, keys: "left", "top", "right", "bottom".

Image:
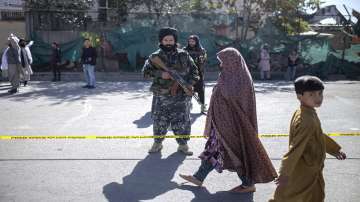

{"left": 180, "top": 47, "right": 277, "bottom": 193}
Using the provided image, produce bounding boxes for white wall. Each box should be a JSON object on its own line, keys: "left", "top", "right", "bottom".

{"left": 0, "top": 0, "right": 23, "bottom": 10}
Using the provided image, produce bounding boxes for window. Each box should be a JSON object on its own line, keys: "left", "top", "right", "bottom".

{"left": 108, "top": 0, "right": 118, "bottom": 8}
{"left": 0, "top": 10, "right": 25, "bottom": 20}
{"left": 99, "top": 0, "right": 106, "bottom": 7}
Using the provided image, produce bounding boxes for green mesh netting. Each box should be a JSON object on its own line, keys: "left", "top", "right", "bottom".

{"left": 106, "top": 26, "right": 232, "bottom": 68}
{"left": 29, "top": 15, "right": 359, "bottom": 76}
{"left": 30, "top": 32, "right": 84, "bottom": 64}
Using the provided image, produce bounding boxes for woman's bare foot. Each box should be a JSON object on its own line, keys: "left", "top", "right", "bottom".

{"left": 179, "top": 174, "right": 203, "bottom": 186}
{"left": 229, "top": 185, "right": 256, "bottom": 193}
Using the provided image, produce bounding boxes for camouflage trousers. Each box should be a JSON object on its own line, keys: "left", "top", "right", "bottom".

{"left": 151, "top": 94, "right": 191, "bottom": 145}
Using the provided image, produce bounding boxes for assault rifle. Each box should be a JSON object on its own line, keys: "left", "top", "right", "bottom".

{"left": 150, "top": 56, "right": 200, "bottom": 103}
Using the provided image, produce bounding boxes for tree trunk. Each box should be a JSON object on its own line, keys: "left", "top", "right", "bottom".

{"left": 235, "top": 13, "right": 239, "bottom": 40}
{"left": 240, "top": 0, "right": 252, "bottom": 41}
{"left": 243, "top": 9, "right": 251, "bottom": 40}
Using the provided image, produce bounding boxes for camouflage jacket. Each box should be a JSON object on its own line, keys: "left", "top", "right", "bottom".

{"left": 183, "top": 47, "right": 207, "bottom": 74}
{"left": 142, "top": 48, "right": 200, "bottom": 95}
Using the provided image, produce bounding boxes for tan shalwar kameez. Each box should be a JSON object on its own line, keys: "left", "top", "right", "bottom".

{"left": 269, "top": 106, "right": 341, "bottom": 202}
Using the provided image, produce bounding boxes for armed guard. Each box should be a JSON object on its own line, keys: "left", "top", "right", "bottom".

{"left": 142, "top": 27, "right": 199, "bottom": 155}
{"left": 183, "top": 35, "right": 207, "bottom": 114}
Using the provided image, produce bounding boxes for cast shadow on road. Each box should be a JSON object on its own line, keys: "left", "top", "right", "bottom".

{"left": 0, "top": 80, "right": 296, "bottom": 104}
{"left": 0, "top": 82, "right": 13, "bottom": 96}
{"left": 133, "top": 112, "right": 203, "bottom": 128}
{"left": 133, "top": 111, "right": 153, "bottom": 128}
{"left": 0, "top": 81, "right": 152, "bottom": 104}
{"left": 0, "top": 80, "right": 295, "bottom": 101}
{"left": 254, "top": 81, "right": 294, "bottom": 94}
{"left": 178, "top": 184, "right": 254, "bottom": 202}
{"left": 205, "top": 81, "right": 294, "bottom": 94}
{"left": 103, "top": 152, "right": 186, "bottom": 202}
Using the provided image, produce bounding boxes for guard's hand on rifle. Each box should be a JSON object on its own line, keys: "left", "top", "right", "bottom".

{"left": 170, "top": 82, "right": 180, "bottom": 96}
{"left": 199, "top": 55, "right": 205, "bottom": 63}
{"left": 161, "top": 72, "right": 172, "bottom": 80}
{"left": 185, "top": 85, "right": 194, "bottom": 96}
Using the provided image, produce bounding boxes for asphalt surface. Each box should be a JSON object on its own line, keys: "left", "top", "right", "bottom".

{"left": 0, "top": 80, "right": 359, "bottom": 202}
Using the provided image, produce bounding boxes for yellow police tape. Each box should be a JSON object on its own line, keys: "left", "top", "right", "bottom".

{"left": 0, "top": 132, "right": 359, "bottom": 140}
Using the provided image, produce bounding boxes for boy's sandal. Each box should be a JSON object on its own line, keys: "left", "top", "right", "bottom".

{"left": 229, "top": 185, "right": 256, "bottom": 193}
{"left": 179, "top": 174, "right": 203, "bottom": 186}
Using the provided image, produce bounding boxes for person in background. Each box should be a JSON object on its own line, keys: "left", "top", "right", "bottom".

{"left": 258, "top": 44, "right": 271, "bottom": 80}
{"left": 183, "top": 35, "right": 208, "bottom": 114}
{"left": 286, "top": 49, "right": 299, "bottom": 81}
{"left": 3, "top": 34, "right": 21, "bottom": 94}
{"left": 51, "top": 42, "right": 61, "bottom": 82}
{"left": 81, "top": 38, "right": 97, "bottom": 89}
{"left": 18, "top": 38, "right": 33, "bottom": 86}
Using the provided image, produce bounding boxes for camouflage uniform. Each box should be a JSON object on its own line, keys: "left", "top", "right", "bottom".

{"left": 185, "top": 48, "right": 207, "bottom": 75}
{"left": 184, "top": 47, "right": 207, "bottom": 105}
{"left": 143, "top": 48, "right": 199, "bottom": 145}
{"left": 183, "top": 35, "right": 207, "bottom": 108}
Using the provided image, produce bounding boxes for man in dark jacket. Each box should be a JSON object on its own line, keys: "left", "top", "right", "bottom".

{"left": 81, "top": 38, "right": 97, "bottom": 89}
{"left": 51, "top": 42, "right": 61, "bottom": 82}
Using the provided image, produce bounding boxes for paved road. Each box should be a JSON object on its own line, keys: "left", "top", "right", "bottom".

{"left": 0, "top": 80, "right": 359, "bottom": 202}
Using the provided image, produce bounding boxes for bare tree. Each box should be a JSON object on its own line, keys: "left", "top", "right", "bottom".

{"left": 208, "top": 0, "right": 266, "bottom": 41}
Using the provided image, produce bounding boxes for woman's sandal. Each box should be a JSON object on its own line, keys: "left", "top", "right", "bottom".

{"left": 179, "top": 174, "right": 203, "bottom": 186}
{"left": 229, "top": 185, "right": 256, "bottom": 193}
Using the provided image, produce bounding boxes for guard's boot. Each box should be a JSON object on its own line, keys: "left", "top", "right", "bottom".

{"left": 177, "top": 144, "right": 193, "bottom": 156}
{"left": 148, "top": 142, "right": 163, "bottom": 153}
{"left": 201, "top": 104, "right": 207, "bottom": 115}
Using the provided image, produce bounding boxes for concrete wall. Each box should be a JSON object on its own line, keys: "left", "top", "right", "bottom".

{"left": 34, "top": 31, "right": 80, "bottom": 44}
{"left": 0, "top": 20, "right": 25, "bottom": 50}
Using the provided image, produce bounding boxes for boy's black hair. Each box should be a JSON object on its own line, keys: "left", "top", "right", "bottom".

{"left": 294, "top": 75, "right": 324, "bottom": 94}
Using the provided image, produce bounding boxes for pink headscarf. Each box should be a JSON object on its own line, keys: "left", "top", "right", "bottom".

{"left": 216, "top": 47, "right": 253, "bottom": 98}
{"left": 214, "top": 47, "right": 258, "bottom": 133}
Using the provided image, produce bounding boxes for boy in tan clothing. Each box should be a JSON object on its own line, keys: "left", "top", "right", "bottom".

{"left": 269, "top": 75, "right": 346, "bottom": 202}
